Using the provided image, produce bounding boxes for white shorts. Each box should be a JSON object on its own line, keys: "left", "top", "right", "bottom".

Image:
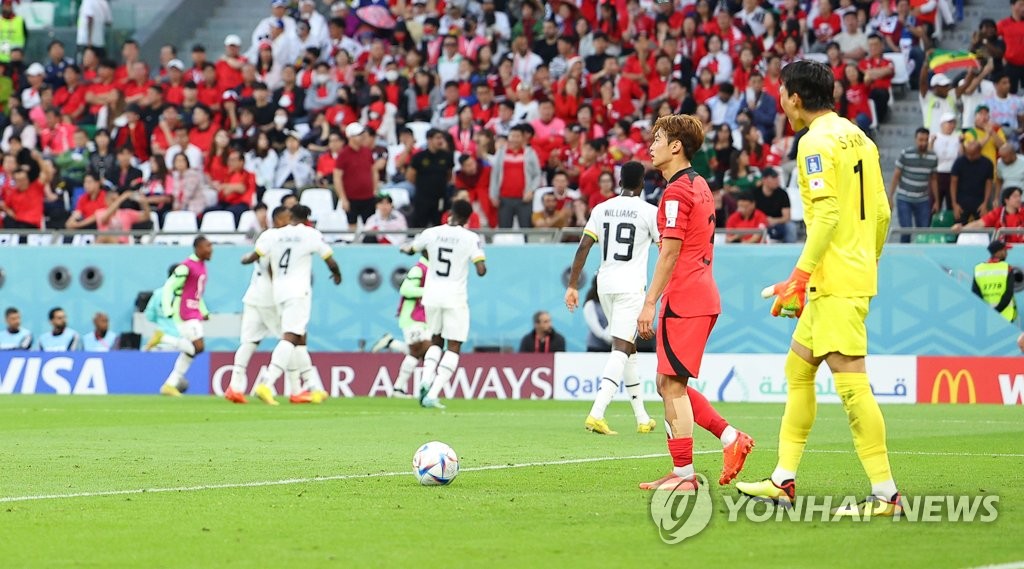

{"left": 402, "top": 321, "right": 431, "bottom": 346}
{"left": 599, "top": 292, "right": 645, "bottom": 343}
{"left": 176, "top": 319, "right": 204, "bottom": 342}
{"left": 425, "top": 305, "right": 470, "bottom": 343}
{"left": 240, "top": 303, "right": 281, "bottom": 344}
{"left": 279, "top": 296, "right": 312, "bottom": 336}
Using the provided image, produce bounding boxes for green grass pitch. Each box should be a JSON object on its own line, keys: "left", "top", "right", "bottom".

{"left": 0, "top": 396, "right": 1020, "bottom": 569}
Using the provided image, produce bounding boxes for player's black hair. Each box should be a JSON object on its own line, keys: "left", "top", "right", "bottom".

{"left": 779, "top": 60, "right": 835, "bottom": 113}
{"left": 193, "top": 235, "right": 210, "bottom": 248}
{"left": 620, "top": 161, "right": 645, "bottom": 194}
{"left": 450, "top": 200, "right": 473, "bottom": 224}
{"left": 253, "top": 202, "right": 268, "bottom": 212}
{"left": 271, "top": 205, "right": 290, "bottom": 219}
{"left": 5, "top": 307, "right": 18, "bottom": 317}
{"left": 290, "top": 204, "right": 312, "bottom": 222}
{"left": 48, "top": 307, "right": 63, "bottom": 320}
{"left": 532, "top": 311, "right": 548, "bottom": 324}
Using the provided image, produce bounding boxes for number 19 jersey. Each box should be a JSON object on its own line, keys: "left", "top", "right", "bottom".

{"left": 797, "top": 111, "right": 887, "bottom": 299}
{"left": 657, "top": 168, "right": 720, "bottom": 317}
{"left": 410, "top": 224, "right": 485, "bottom": 309}
{"left": 254, "top": 224, "right": 333, "bottom": 304}
{"left": 583, "top": 195, "right": 659, "bottom": 294}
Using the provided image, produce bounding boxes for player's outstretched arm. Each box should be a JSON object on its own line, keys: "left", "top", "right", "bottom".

{"left": 565, "top": 235, "right": 596, "bottom": 313}
{"left": 324, "top": 256, "right": 342, "bottom": 285}
{"left": 638, "top": 237, "right": 681, "bottom": 339}
{"left": 474, "top": 260, "right": 487, "bottom": 277}
{"left": 240, "top": 251, "right": 259, "bottom": 265}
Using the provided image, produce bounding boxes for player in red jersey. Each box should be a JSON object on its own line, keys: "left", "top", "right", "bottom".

{"left": 637, "top": 114, "right": 754, "bottom": 491}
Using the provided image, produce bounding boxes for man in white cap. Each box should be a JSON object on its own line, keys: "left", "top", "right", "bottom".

{"left": 217, "top": 35, "right": 247, "bottom": 92}
{"left": 250, "top": 0, "right": 297, "bottom": 60}
{"left": 21, "top": 63, "right": 45, "bottom": 110}
{"left": 919, "top": 68, "right": 957, "bottom": 135}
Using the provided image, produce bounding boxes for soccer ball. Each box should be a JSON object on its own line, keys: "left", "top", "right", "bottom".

{"left": 412, "top": 441, "right": 459, "bottom": 486}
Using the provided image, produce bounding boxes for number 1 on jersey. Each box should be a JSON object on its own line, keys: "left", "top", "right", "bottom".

{"left": 854, "top": 159, "right": 865, "bottom": 221}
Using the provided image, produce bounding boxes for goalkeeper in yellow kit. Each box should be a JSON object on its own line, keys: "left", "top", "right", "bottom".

{"left": 736, "top": 61, "right": 901, "bottom": 516}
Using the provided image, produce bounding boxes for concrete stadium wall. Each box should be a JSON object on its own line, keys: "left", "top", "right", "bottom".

{"left": 0, "top": 244, "right": 1019, "bottom": 355}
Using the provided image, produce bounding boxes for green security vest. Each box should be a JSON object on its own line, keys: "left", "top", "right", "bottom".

{"left": 0, "top": 16, "right": 25, "bottom": 63}
{"left": 975, "top": 261, "right": 1017, "bottom": 322}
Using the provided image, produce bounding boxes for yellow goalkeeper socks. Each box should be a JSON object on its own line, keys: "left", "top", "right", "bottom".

{"left": 833, "top": 372, "right": 897, "bottom": 497}
{"left": 774, "top": 350, "right": 819, "bottom": 484}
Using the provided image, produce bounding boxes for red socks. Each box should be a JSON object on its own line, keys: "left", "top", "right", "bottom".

{"left": 688, "top": 386, "right": 728, "bottom": 438}
{"left": 667, "top": 437, "right": 693, "bottom": 468}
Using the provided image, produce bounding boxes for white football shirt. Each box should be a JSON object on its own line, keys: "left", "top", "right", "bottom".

{"left": 410, "top": 224, "right": 485, "bottom": 308}
{"left": 254, "top": 224, "right": 333, "bottom": 304}
{"left": 583, "top": 195, "right": 659, "bottom": 294}
{"left": 242, "top": 254, "right": 275, "bottom": 308}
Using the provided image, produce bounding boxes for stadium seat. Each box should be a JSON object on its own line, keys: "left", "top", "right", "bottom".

{"left": 381, "top": 187, "right": 410, "bottom": 209}
{"left": 492, "top": 233, "right": 526, "bottom": 245}
{"left": 155, "top": 211, "right": 198, "bottom": 245}
{"left": 407, "top": 121, "right": 432, "bottom": 147}
{"left": 262, "top": 188, "right": 293, "bottom": 210}
{"left": 884, "top": 53, "right": 910, "bottom": 87}
{"left": 299, "top": 188, "right": 336, "bottom": 220}
{"left": 956, "top": 232, "right": 991, "bottom": 246}
{"left": 16, "top": 1, "right": 55, "bottom": 30}
{"left": 532, "top": 186, "right": 554, "bottom": 211}
{"left": 316, "top": 210, "right": 354, "bottom": 243}
{"left": 237, "top": 210, "right": 258, "bottom": 235}
{"left": 199, "top": 211, "right": 242, "bottom": 243}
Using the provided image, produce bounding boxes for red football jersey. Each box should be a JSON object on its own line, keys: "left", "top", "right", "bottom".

{"left": 656, "top": 168, "right": 721, "bottom": 317}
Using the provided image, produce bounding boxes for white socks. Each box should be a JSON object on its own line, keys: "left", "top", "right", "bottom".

{"left": 164, "top": 339, "right": 196, "bottom": 387}
{"left": 389, "top": 339, "right": 409, "bottom": 354}
{"left": 395, "top": 354, "right": 419, "bottom": 394}
{"left": 624, "top": 353, "right": 650, "bottom": 424}
{"left": 872, "top": 479, "right": 899, "bottom": 501}
{"left": 673, "top": 464, "right": 695, "bottom": 480}
{"left": 264, "top": 340, "right": 295, "bottom": 386}
{"left": 721, "top": 425, "right": 738, "bottom": 447}
{"left": 771, "top": 467, "right": 797, "bottom": 486}
{"left": 230, "top": 342, "right": 257, "bottom": 393}
{"left": 289, "top": 345, "right": 322, "bottom": 392}
{"left": 420, "top": 345, "right": 443, "bottom": 393}
{"left": 175, "top": 338, "right": 196, "bottom": 356}
{"left": 426, "top": 351, "right": 459, "bottom": 400}
{"left": 589, "top": 350, "right": 627, "bottom": 420}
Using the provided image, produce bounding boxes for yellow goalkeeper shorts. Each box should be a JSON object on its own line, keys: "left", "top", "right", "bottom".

{"left": 792, "top": 295, "right": 869, "bottom": 358}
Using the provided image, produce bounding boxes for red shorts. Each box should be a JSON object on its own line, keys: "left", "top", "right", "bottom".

{"left": 656, "top": 308, "right": 717, "bottom": 378}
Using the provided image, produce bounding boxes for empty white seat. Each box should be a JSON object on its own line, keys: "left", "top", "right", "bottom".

{"left": 262, "top": 188, "right": 293, "bottom": 210}
{"left": 149, "top": 211, "right": 161, "bottom": 231}
{"left": 956, "top": 232, "right": 991, "bottom": 246}
{"left": 237, "top": 210, "right": 258, "bottom": 236}
{"left": 317, "top": 210, "right": 353, "bottom": 242}
{"left": 200, "top": 211, "right": 242, "bottom": 243}
{"left": 492, "top": 233, "right": 526, "bottom": 245}
{"left": 381, "top": 187, "right": 410, "bottom": 209}
{"left": 300, "top": 188, "right": 336, "bottom": 220}
{"left": 156, "top": 211, "right": 198, "bottom": 245}
{"left": 406, "top": 121, "right": 432, "bottom": 147}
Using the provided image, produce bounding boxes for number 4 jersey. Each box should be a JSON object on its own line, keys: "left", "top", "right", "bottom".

{"left": 254, "top": 224, "right": 334, "bottom": 305}
{"left": 583, "top": 195, "right": 659, "bottom": 295}
{"left": 656, "top": 168, "right": 721, "bottom": 317}
{"left": 409, "top": 224, "right": 485, "bottom": 309}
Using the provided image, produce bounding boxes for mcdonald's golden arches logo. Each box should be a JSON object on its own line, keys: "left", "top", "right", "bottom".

{"left": 931, "top": 369, "right": 976, "bottom": 404}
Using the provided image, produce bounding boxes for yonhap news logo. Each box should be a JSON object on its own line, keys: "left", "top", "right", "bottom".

{"left": 648, "top": 474, "right": 713, "bottom": 544}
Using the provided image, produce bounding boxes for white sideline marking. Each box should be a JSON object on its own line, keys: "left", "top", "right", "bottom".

{"left": 964, "top": 563, "right": 1024, "bottom": 569}
{"left": 1, "top": 448, "right": 1021, "bottom": 504}
{"left": 0, "top": 452, "right": 706, "bottom": 504}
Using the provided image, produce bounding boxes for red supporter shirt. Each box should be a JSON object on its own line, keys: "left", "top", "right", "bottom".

{"left": 54, "top": 85, "right": 86, "bottom": 118}
{"left": 499, "top": 149, "right": 526, "bottom": 199}
{"left": 120, "top": 79, "right": 153, "bottom": 101}
{"left": 87, "top": 81, "right": 117, "bottom": 114}
{"left": 812, "top": 13, "right": 841, "bottom": 44}
{"left": 334, "top": 145, "right": 376, "bottom": 201}
{"left": 220, "top": 170, "right": 255, "bottom": 205}
{"left": 656, "top": 168, "right": 721, "bottom": 316}
{"left": 198, "top": 83, "right": 223, "bottom": 109}
{"left": 858, "top": 57, "right": 894, "bottom": 90}
{"left": 190, "top": 125, "right": 217, "bottom": 154}
{"left": 981, "top": 207, "right": 1024, "bottom": 242}
{"left": 578, "top": 163, "right": 603, "bottom": 198}
{"left": 726, "top": 209, "right": 768, "bottom": 242}
{"left": 4, "top": 181, "right": 45, "bottom": 228}
{"left": 75, "top": 190, "right": 107, "bottom": 219}
{"left": 164, "top": 83, "right": 185, "bottom": 106}
{"left": 999, "top": 17, "right": 1024, "bottom": 65}
{"left": 215, "top": 59, "right": 245, "bottom": 92}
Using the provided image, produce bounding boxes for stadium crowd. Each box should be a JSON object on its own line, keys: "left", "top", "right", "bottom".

{"left": 0, "top": 0, "right": 1017, "bottom": 243}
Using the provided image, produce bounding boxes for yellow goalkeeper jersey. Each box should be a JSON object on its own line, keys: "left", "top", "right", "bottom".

{"left": 797, "top": 112, "right": 890, "bottom": 299}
